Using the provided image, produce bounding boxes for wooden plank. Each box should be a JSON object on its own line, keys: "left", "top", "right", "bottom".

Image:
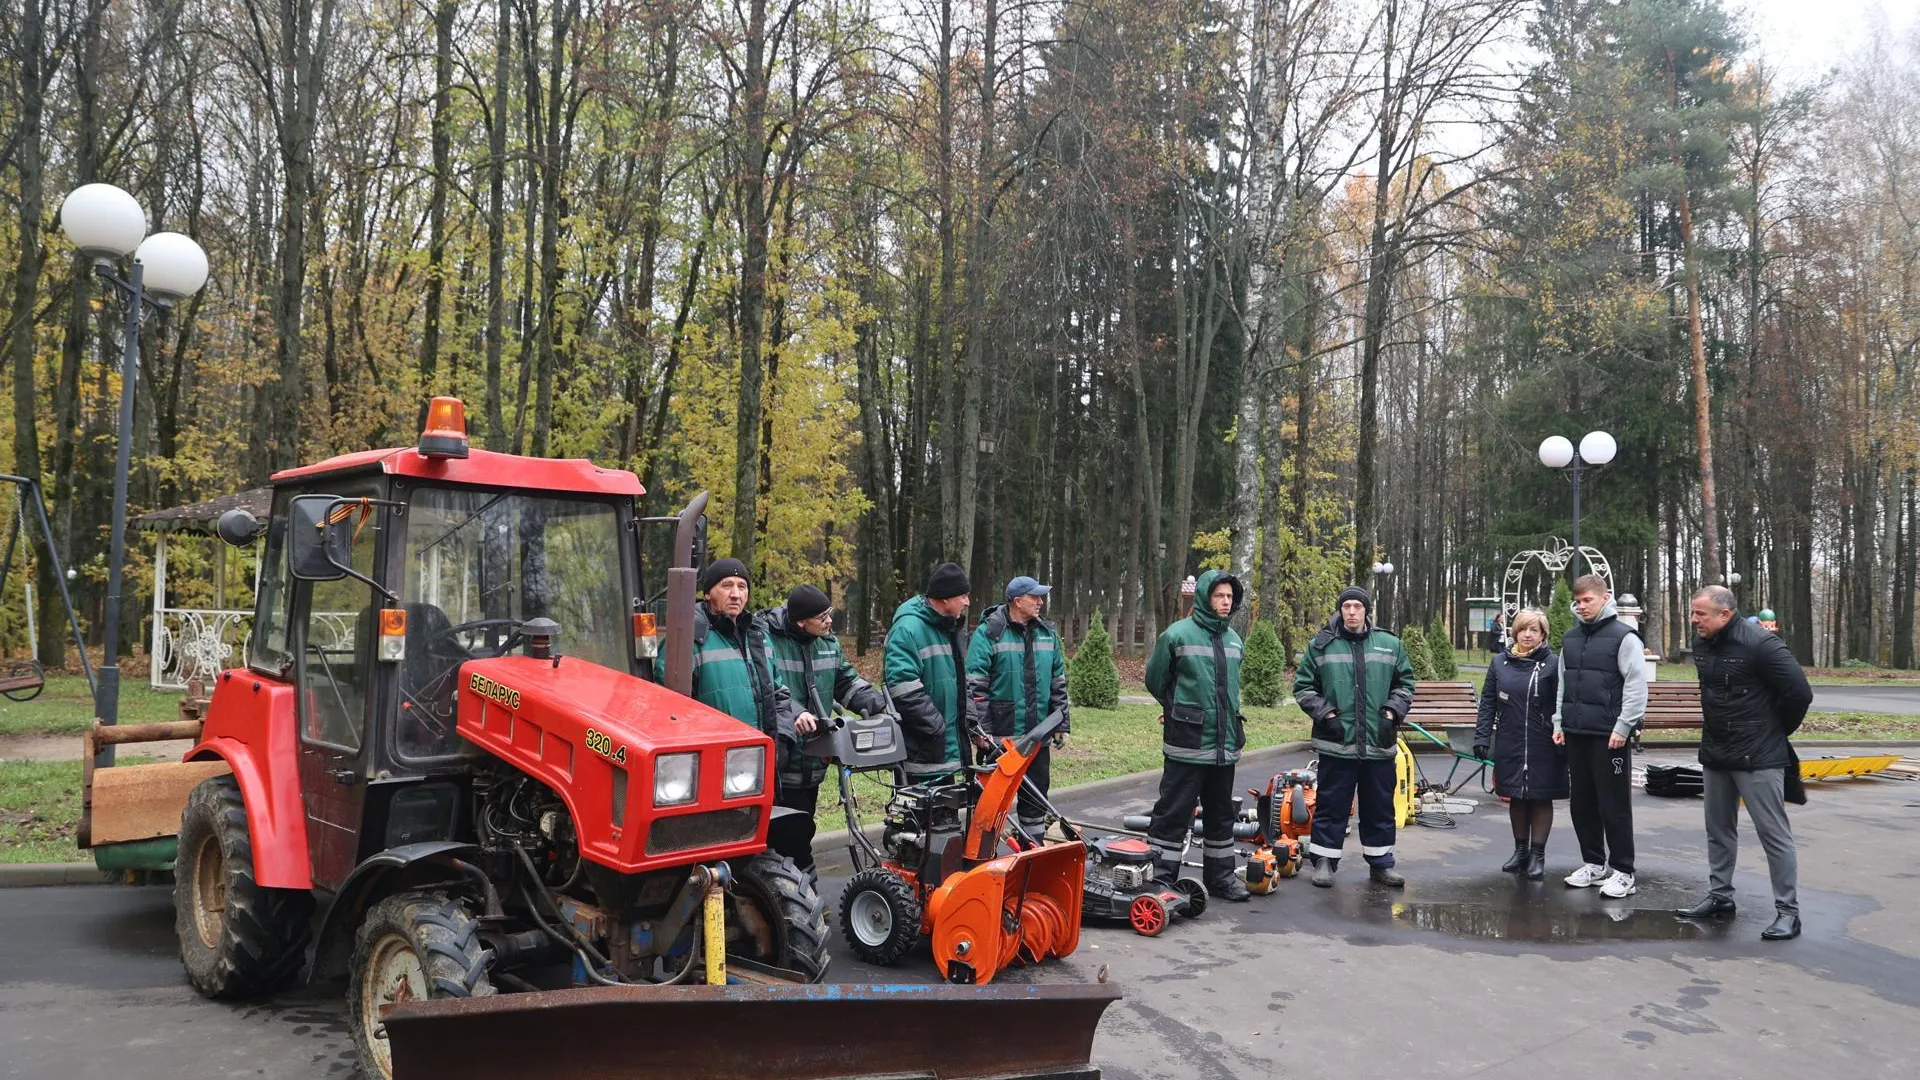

{"left": 90, "top": 761, "right": 232, "bottom": 845}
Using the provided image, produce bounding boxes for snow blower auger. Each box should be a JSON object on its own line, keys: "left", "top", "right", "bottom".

{"left": 822, "top": 709, "right": 1085, "bottom": 984}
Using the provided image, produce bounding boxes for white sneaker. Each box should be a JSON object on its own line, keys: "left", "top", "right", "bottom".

{"left": 1564, "top": 863, "right": 1609, "bottom": 888}
{"left": 1599, "top": 871, "right": 1637, "bottom": 898}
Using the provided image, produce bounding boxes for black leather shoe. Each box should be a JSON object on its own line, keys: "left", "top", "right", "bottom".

{"left": 1761, "top": 913, "right": 1802, "bottom": 941}
{"left": 1501, "top": 843, "right": 1528, "bottom": 873}
{"left": 1524, "top": 845, "right": 1546, "bottom": 881}
{"left": 1676, "top": 895, "right": 1737, "bottom": 920}
{"left": 1369, "top": 865, "right": 1406, "bottom": 888}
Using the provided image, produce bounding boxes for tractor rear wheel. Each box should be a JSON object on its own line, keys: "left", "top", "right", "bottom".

{"left": 839, "top": 867, "right": 923, "bottom": 966}
{"left": 348, "top": 890, "right": 495, "bottom": 1080}
{"left": 174, "top": 775, "right": 313, "bottom": 999}
{"left": 725, "top": 852, "right": 831, "bottom": 982}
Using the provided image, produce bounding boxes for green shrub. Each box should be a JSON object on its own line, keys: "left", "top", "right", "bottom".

{"left": 1242, "top": 620, "right": 1287, "bottom": 706}
{"left": 1548, "top": 578, "right": 1575, "bottom": 650}
{"left": 1429, "top": 614, "right": 1459, "bottom": 680}
{"left": 1067, "top": 610, "right": 1120, "bottom": 709}
{"left": 1402, "top": 625, "right": 1437, "bottom": 680}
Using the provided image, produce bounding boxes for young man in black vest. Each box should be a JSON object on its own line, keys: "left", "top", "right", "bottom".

{"left": 1551, "top": 574, "right": 1647, "bottom": 898}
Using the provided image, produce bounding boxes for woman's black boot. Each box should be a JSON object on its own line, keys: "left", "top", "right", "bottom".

{"left": 1501, "top": 843, "right": 1528, "bottom": 873}
{"left": 1525, "top": 845, "right": 1547, "bottom": 880}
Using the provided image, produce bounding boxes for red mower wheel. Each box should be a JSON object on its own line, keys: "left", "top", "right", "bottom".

{"left": 1129, "top": 893, "right": 1170, "bottom": 936}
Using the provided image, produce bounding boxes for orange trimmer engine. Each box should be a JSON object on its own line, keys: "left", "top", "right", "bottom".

{"left": 1251, "top": 767, "right": 1317, "bottom": 878}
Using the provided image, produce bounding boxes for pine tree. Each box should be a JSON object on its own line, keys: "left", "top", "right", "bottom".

{"left": 1548, "top": 578, "right": 1576, "bottom": 650}
{"left": 1067, "top": 610, "right": 1121, "bottom": 709}
{"left": 1429, "top": 613, "right": 1459, "bottom": 680}
{"left": 1242, "top": 620, "right": 1286, "bottom": 706}
{"left": 1402, "top": 625, "right": 1437, "bottom": 681}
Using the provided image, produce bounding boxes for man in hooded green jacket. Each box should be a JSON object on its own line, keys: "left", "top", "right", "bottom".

{"left": 884, "top": 562, "right": 974, "bottom": 780}
{"left": 1292, "top": 585, "right": 1415, "bottom": 888}
{"left": 1143, "top": 569, "right": 1251, "bottom": 901}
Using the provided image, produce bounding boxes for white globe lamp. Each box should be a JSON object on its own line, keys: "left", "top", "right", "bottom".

{"left": 134, "top": 232, "right": 210, "bottom": 301}
{"left": 60, "top": 183, "right": 147, "bottom": 261}
{"left": 1538, "top": 435, "right": 1574, "bottom": 469}
{"left": 1579, "top": 430, "right": 1617, "bottom": 466}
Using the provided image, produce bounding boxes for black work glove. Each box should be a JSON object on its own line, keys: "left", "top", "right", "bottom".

{"left": 1471, "top": 743, "right": 1489, "bottom": 761}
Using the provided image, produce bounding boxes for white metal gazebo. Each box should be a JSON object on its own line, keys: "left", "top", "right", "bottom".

{"left": 130, "top": 487, "right": 270, "bottom": 690}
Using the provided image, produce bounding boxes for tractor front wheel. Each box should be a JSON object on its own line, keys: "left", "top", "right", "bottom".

{"left": 174, "top": 775, "right": 313, "bottom": 999}
{"left": 839, "top": 867, "right": 923, "bottom": 966}
{"left": 725, "top": 852, "right": 832, "bottom": 982}
{"left": 348, "top": 890, "right": 495, "bottom": 1080}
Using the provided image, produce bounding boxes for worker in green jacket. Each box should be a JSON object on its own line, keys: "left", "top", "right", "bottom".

{"left": 759, "top": 584, "right": 890, "bottom": 874}
{"left": 1143, "top": 569, "right": 1251, "bottom": 901}
{"left": 689, "top": 558, "right": 808, "bottom": 866}
{"left": 1292, "top": 585, "right": 1416, "bottom": 889}
{"left": 885, "top": 562, "right": 974, "bottom": 781}
{"left": 967, "top": 576, "right": 1069, "bottom": 839}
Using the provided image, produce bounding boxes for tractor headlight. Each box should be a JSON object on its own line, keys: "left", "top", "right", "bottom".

{"left": 654, "top": 753, "right": 698, "bottom": 807}
{"left": 723, "top": 746, "right": 765, "bottom": 798}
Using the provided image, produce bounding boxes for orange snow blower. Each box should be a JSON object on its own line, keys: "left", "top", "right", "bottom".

{"left": 825, "top": 710, "right": 1084, "bottom": 984}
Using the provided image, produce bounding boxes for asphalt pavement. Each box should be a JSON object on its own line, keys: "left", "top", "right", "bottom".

{"left": 1806, "top": 683, "right": 1920, "bottom": 715}
{"left": 4, "top": 746, "right": 1919, "bottom": 1079}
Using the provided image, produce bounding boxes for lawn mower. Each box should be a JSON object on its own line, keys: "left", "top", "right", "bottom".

{"left": 814, "top": 708, "right": 1084, "bottom": 983}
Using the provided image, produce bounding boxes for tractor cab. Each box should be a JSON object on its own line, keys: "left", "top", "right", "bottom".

{"left": 221, "top": 399, "right": 656, "bottom": 891}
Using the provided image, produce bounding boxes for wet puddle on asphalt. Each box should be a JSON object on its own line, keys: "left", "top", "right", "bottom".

{"left": 1310, "top": 876, "right": 1741, "bottom": 944}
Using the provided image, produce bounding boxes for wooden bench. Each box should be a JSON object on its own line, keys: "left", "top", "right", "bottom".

{"left": 1641, "top": 681, "right": 1704, "bottom": 731}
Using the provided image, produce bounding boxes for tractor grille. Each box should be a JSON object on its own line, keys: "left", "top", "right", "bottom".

{"left": 646, "top": 808, "right": 760, "bottom": 856}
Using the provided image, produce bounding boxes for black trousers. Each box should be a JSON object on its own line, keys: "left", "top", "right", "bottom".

{"left": 1146, "top": 759, "right": 1239, "bottom": 872}
{"left": 1309, "top": 755, "right": 1397, "bottom": 868}
{"left": 1017, "top": 743, "right": 1052, "bottom": 833}
{"left": 1564, "top": 733, "right": 1634, "bottom": 873}
{"left": 769, "top": 779, "right": 821, "bottom": 872}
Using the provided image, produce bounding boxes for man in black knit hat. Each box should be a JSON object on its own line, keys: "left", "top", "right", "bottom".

{"left": 759, "top": 584, "right": 889, "bottom": 874}
{"left": 885, "top": 562, "right": 975, "bottom": 781}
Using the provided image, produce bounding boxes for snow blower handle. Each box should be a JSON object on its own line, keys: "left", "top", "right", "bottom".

{"left": 1012, "top": 709, "right": 1068, "bottom": 759}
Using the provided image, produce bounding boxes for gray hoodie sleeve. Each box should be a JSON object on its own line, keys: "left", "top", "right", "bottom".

{"left": 1614, "top": 634, "right": 1647, "bottom": 738}
{"left": 1552, "top": 655, "right": 1566, "bottom": 735}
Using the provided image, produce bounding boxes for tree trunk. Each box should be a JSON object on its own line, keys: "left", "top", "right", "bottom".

{"left": 419, "top": 0, "right": 455, "bottom": 415}
{"left": 730, "top": 0, "right": 772, "bottom": 568}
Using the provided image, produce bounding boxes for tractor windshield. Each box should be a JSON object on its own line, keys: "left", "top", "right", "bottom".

{"left": 395, "top": 486, "right": 629, "bottom": 758}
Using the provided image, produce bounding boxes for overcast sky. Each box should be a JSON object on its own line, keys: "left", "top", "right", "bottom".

{"left": 1742, "top": 0, "right": 1917, "bottom": 80}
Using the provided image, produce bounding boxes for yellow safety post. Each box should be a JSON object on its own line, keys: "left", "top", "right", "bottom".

{"left": 703, "top": 877, "right": 726, "bottom": 985}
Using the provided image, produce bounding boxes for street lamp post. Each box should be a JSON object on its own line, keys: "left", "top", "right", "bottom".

{"left": 1538, "top": 431, "right": 1616, "bottom": 578}
{"left": 60, "top": 183, "right": 210, "bottom": 768}
{"left": 1371, "top": 560, "right": 1394, "bottom": 627}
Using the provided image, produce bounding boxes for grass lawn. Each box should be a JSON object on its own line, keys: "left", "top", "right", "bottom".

{"left": 0, "top": 755, "right": 156, "bottom": 863}
{"left": 0, "top": 673, "right": 180, "bottom": 738}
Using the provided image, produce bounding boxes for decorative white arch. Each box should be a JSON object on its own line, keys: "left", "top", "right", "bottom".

{"left": 1499, "top": 537, "right": 1611, "bottom": 645}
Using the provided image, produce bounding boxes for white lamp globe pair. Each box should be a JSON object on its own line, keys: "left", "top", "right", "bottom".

{"left": 59, "top": 183, "right": 209, "bottom": 301}
{"left": 1538, "top": 431, "right": 1616, "bottom": 469}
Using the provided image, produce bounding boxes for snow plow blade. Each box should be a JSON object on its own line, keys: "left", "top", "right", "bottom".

{"left": 382, "top": 981, "right": 1120, "bottom": 1079}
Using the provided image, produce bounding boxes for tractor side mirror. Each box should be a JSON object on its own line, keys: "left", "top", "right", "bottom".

{"left": 691, "top": 513, "right": 709, "bottom": 577}
{"left": 215, "top": 508, "right": 262, "bottom": 547}
{"left": 288, "top": 495, "right": 352, "bottom": 581}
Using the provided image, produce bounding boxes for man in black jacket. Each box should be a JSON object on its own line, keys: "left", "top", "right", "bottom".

{"left": 1678, "top": 585, "right": 1814, "bottom": 941}
{"left": 1551, "top": 574, "right": 1647, "bottom": 898}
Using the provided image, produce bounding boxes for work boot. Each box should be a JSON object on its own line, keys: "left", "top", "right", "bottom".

{"left": 1501, "top": 843, "right": 1528, "bottom": 873}
{"left": 1310, "top": 856, "right": 1337, "bottom": 888}
{"left": 1524, "top": 845, "right": 1546, "bottom": 881}
{"left": 1203, "top": 857, "right": 1251, "bottom": 902}
{"left": 1369, "top": 864, "right": 1406, "bottom": 888}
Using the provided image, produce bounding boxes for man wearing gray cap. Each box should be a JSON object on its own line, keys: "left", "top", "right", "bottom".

{"left": 968, "top": 576, "right": 1070, "bottom": 839}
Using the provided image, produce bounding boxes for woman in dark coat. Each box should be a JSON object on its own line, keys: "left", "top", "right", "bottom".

{"left": 1473, "top": 608, "right": 1567, "bottom": 879}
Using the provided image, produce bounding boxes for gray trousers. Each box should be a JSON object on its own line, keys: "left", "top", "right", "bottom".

{"left": 1704, "top": 765, "right": 1798, "bottom": 916}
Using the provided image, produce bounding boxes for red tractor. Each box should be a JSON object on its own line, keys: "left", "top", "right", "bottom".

{"left": 82, "top": 399, "right": 833, "bottom": 1077}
